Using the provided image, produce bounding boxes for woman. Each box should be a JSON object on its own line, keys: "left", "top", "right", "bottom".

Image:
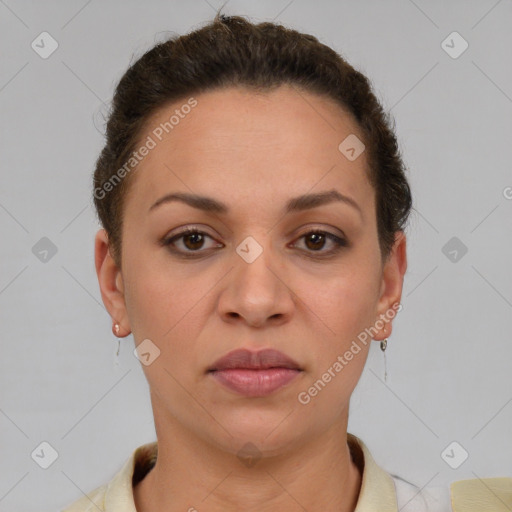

{"left": 62, "top": 12, "right": 489, "bottom": 512}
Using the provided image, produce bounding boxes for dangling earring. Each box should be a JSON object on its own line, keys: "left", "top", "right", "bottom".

{"left": 378, "top": 319, "right": 390, "bottom": 381}
{"left": 113, "top": 322, "right": 121, "bottom": 360}
{"left": 381, "top": 334, "right": 388, "bottom": 382}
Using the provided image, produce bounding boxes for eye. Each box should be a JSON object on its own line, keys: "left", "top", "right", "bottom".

{"left": 292, "top": 229, "right": 348, "bottom": 257}
{"left": 162, "top": 227, "right": 222, "bottom": 257}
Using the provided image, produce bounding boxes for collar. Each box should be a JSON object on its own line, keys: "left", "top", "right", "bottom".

{"left": 348, "top": 434, "right": 398, "bottom": 511}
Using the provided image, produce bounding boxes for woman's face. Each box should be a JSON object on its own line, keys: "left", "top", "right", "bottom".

{"left": 96, "top": 84, "right": 406, "bottom": 457}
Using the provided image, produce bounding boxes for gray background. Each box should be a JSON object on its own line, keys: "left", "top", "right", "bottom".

{"left": 1, "top": 0, "right": 511, "bottom": 510}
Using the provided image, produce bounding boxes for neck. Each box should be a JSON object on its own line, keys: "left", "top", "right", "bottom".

{"left": 134, "top": 399, "right": 362, "bottom": 512}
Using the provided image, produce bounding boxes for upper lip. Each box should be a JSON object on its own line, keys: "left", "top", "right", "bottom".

{"left": 208, "top": 348, "right": 302, "bottom": 372}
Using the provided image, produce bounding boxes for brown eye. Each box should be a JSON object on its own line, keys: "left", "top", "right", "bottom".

{"left": 304, "top": 232, "right": 327, "bottom": 251}
{"left": 162, "top": 228, "right": 221, "bottom": 256}
{"left": 294, "top": 230, "right": 348, "bottom": 257}
{"left": 182, "top": 231, "right": 206, "bottom": 250}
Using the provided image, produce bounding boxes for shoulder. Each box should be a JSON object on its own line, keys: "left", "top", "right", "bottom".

{"left": 450, "top": 477, "right": 512, "bottom": 511}
{"left": 391, "top": 473, "right": 512, "bottom": 511}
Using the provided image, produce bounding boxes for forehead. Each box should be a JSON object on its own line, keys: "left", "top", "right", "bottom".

{"left": 125, "top": 85, "right": 374, "bottom": 219}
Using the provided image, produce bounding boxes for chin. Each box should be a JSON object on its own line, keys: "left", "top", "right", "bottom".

{"left": 211, "top": 409, "right": 306, "bottom": 454}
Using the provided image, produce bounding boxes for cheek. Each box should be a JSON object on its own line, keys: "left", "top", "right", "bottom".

{"left": 122, "top": 254, "right": 215, "bottom": 399}
{"left": 293, "top": 273, "right": 375, "bottom": 416}
{"left": 123, "top": 245, "right": 203, "bottom": 338}
{"left": 123, "top": 262, "right": 203, "bottom": 405}
{"left": 295, "top": 264, "right": 379, "bottom": 341}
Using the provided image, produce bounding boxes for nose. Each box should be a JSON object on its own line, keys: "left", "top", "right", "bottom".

{"left": 217, "top": 241, "right": 295, "bottom": 328}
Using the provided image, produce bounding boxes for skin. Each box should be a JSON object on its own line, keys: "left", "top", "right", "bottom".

{"left": 95, "top": 84, "right": 407, "bottom": 512}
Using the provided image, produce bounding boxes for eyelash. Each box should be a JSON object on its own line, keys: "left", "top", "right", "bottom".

{"left": 161, "top": 227, "right": 348, "bottom": 259}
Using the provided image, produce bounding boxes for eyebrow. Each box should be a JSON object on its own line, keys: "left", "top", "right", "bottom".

{"left": 148, "top": 189, "right": 363, "bottom": 219}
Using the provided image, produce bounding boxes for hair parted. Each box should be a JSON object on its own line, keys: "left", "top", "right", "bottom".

{"left": 93, "top": 11, "right": 412, "bottom": 268}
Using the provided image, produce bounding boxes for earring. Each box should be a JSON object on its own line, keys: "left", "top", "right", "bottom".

{"left": 380, "top": 326, "right": 389, "bottom": 382}
{"left": 112, "top": 322, "right": 121, "bottom": 362}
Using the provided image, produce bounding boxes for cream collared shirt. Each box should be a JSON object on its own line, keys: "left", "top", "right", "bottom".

{"left": 61, "top": 435, "right": 511, "bottom": 512}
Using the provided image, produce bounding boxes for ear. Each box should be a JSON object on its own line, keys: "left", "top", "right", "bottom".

{"left": 94, "top": 229, "right": 131, "bottom": 337}
{"left": 374, "top": 231, "right": 407, "bottom": 340}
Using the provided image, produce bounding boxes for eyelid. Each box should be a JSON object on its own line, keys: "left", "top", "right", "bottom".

{"left": 164, "top": 224, "right": 218, "bottom": 240}
{"left": 292, "top": 223, "right": 347, "bottom": 240}
{"left": 162, "top": 226, "right": 221, "bottom": 248}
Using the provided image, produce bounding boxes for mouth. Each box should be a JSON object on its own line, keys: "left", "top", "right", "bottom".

{"left": 208, "top": 348, "right": 303, "bottom": 397}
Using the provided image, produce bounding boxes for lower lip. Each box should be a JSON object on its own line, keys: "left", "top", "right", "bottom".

{"left": 210, "top": 368, "right": 302, "bottom": 397}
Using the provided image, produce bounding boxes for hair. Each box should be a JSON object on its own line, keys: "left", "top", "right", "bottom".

{"left": 92, "top": 11, "right": 412, "bottom": 268}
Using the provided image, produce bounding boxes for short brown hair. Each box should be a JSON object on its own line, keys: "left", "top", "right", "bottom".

{"left": 93, "top": 12, "right": 412, "bottom": 268}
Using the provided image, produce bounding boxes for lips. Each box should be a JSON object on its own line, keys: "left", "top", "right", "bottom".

{"left": 208, "top": 348, "right": 302, "bottom": 372}
{"left": 208, "top": 348, "right": 303, "bottom": 397}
